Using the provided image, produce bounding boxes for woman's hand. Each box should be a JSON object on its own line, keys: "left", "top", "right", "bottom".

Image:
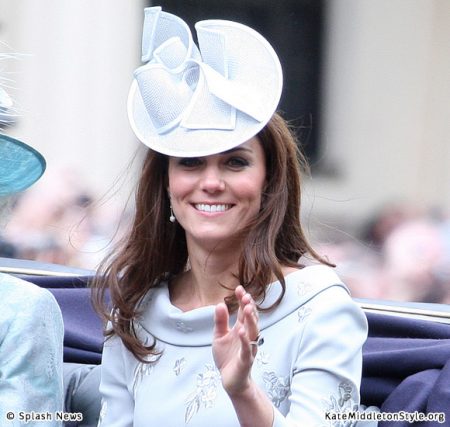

{"left": 213, "top": 286, "right": 275, "bottom": 427}
{"left": 212, "top": 285, "right": 260, "bottom": 397}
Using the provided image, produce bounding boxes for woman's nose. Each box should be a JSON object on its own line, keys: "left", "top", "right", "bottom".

{"left": 199, "top": 167, "right": 225, "bottom": 193}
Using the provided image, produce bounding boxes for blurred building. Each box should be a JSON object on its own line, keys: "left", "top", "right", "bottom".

{"left": 1, "top": 0, "right": 449, "bottom": 237}
{"left": 315, "top": 0, "right": 450, "bottom": 238}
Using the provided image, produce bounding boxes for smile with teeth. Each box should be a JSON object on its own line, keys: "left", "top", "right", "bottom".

{"left": 194, "top": 203, "right": 233, "bottom": 213}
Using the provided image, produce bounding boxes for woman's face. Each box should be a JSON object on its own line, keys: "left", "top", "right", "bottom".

{"left": 167, "top": 137, "right": 266, "bottom": 249}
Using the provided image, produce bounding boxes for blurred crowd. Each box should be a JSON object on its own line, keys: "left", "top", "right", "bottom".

{"left": 316, "top": 203, "right": 450, "bottom": 304}
{"left": 0, "top": 167, "right": 131, "bottom": 271}
{"left": 1, "top": 172, "right": 449, "bottom": 304}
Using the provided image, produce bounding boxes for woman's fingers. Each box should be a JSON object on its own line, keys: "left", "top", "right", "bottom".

{"left": 243, "top": 302, "right": 260, "bottom": 346}
{"left": 234, "top": 286, "right": 260, "bottom": 342}
{"left": 213, "top": 289, "right": 261, "bottom": 394}
{"left": 214, "top": 302, "right": 230, "bottom": 339}
{"left": 238, "top": 326, "right": 253, "bottom": 359}
{"left": 235, "top": 286, "right": 247, "bottom": 324}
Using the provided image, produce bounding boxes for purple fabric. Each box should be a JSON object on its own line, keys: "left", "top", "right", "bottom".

{"left": 21, "top": 275, "right": 104, "bottom": 364}
{"left": 49, "top": 287, "right": 104, "bottom": 364}
{"left": 362, "top": 313, "right": 450, "bottom": 426}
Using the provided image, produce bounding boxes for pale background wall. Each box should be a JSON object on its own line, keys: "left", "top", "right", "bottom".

{"left": 1, "top": 0, "right": 449, "bottom": 237}
{"left": 311, "top": 0, "right": 450, "bottom": 236}
{"left": 0, "top": 0, "right": 146, "bottom": 200}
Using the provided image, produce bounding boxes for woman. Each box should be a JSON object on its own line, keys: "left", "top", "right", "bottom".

{"left": 0, "top": 132, "right": 64, "bottom": 423}
{"left": 94, "top": 7, "right": 368, "bottom": 426}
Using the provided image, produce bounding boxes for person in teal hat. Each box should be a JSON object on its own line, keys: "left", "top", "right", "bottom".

{"left": 0, "top": 91, "right": 64, "bottom": 425}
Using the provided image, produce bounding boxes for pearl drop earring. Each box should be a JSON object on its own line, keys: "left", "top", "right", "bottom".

{"left": 167, "top": 191, "right": 176, "bottom": 223}
{"left": 169, "top": 205, "right": 176, "bottom": 223}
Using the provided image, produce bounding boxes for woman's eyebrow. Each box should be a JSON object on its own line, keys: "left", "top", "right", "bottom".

{"left": 222, "top": 147, "right": 253, "bottom": 155}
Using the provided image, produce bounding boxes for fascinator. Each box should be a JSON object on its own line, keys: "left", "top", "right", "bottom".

{"left": 0, "top": 85, "right": 46, "bottom": 196}
{"left": 128, "top": 7, "right": 283, "bottom": 157}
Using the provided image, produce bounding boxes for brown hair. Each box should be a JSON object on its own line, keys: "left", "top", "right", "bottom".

{"left": 92, "top": 112, "right": 332, "bottom": 362}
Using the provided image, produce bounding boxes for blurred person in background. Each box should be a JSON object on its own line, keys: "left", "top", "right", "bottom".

{"left": 361, "top": 202, "right": 420, "bottom": 249}
{"left": 381, "top": 217, "right": 448, "bottom": 303}
{"left": 0, "top": 72, "right": 64, "bottom": 424}
{"left": 323, "top": 203, "right": 450, "bottom": 304}
{"left": 4, "top": 165, "right": 126, "bottom": 270}
{"left": 437, "top": 217, "right": 450, "bottom": 303}
{"left": 4, "top": 167, "right": 95, "bottom": 267}
{"left": 317, "top": 240, "right": 387, "bottom": 300}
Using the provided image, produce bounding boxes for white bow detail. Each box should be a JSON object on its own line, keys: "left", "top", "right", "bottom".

{"left": 134, "top": 7, "right": 268, "bottom": 135}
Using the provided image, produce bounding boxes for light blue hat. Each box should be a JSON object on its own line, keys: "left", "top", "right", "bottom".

{"left": 0, "top": 72, "right": 46, "bottom": 196}
{"left": 128, "top": 7, "right": 283, "bottom": 157}
{"left": 0, "top": 134, "right": 46, "bottom": 196}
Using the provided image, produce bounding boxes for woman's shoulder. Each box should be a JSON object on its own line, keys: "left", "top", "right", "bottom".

{"left": 284, "top": 263, "right": 344, "bottom": 285}
{"left": 288, "top": 264, "right": 347, "bottom": 295}
{"left": 258, "top": 264, "right": 355, "bottom": 328}
{"left": 263, "top": 264, "right": 347, "bottom": 306}
{"left": 284, "top": 264, "right": 358, "bottom": 311}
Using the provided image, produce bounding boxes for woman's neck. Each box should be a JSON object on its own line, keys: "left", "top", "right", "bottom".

{"left": 170, "top": 241, "right": 242, "bottom": 311}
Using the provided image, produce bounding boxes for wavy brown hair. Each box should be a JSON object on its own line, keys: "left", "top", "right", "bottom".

{"left": 92, "top": 112, "right": 332, "bottom": 362}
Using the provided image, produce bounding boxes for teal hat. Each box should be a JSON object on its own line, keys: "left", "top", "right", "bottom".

{"left": 0, "top": 134, "right": 46, "bottom": 196}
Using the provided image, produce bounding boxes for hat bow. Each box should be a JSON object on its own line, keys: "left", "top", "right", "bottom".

{"left": 134, "top": 7, "right": 269, "bottom": 135}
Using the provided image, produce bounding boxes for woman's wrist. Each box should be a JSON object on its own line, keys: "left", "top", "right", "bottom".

{"left": 227, "top": 380, "right": 274, "bottom": 427}
{"left": 225, "top": 377, "right": 256, "bottom": 400}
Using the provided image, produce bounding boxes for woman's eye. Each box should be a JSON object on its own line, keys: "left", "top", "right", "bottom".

{"left": 178, "top": 158, "right": 202, "bottom": 168}
{"left": 227, "top": 157, "right": 249, "bottom": 168}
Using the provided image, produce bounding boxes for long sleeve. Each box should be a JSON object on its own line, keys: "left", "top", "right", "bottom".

{"left": 271, "top": 286, "right": 367, "bottom": 427}
{"left": 98, "top": 334, "right": 135, "bottom": 427}
{"left": 0, "top": 275, "right": 64, "bottom": 426}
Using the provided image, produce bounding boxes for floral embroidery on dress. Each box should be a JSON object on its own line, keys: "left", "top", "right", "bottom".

{"left": 262, "top": 371, "right": 290, "bottom": 407}
{"left": 297, "top": 306, "right": 312, "bottom": 322}
{"left": 321, "top": 381, "right": 359, "bottom": 427}
{"left": 176, "top": 320, "right": 194, "bottom": 333}
{"left": 133, "top": 363, "right": 154, "bottom": 399}
{"left": 174, "top": 358, "right": 187, "bottom": 376}
{"left": 296, "top": 281, "right": 315, "bottom": 297}
{"left": 132, "top": 354, "right": 160, "bottom": 399}
{"left": 184, "top": 364, "right": 221, "bottom": 424}
{"left": 256, "top": 349, "right": 270, "bottom": 366}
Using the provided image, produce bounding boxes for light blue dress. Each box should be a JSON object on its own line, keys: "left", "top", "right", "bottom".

{"left": 99, "top": 265, "right": 369, "bottom": 426}
{"left": 0, "top": 272, "right": 64, "bottom": 426}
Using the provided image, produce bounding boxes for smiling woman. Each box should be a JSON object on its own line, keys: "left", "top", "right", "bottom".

{"left": 92, "top": 7, "right": 370, "bottom": 427}
{"left": 167, "top": 138, "right": 266, "bottom": 251}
